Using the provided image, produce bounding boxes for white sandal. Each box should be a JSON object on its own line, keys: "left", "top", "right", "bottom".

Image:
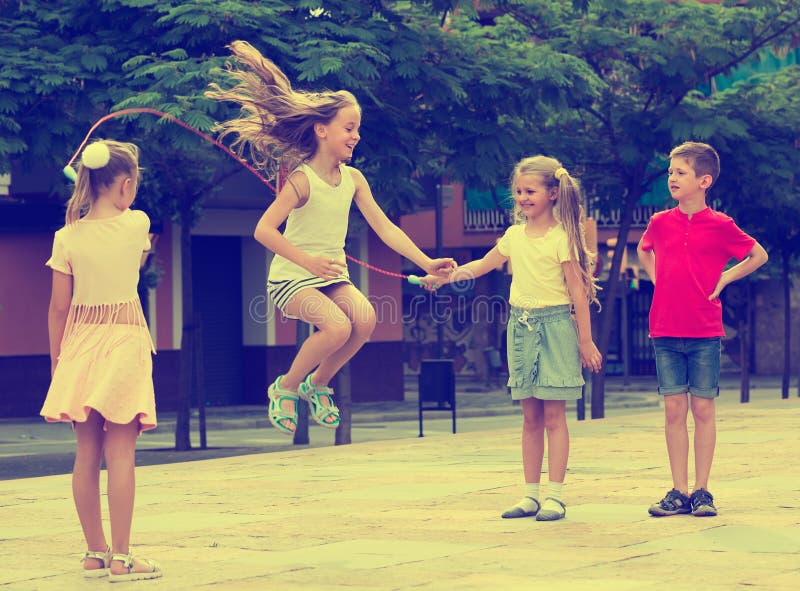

{"left": 108, "top": 551, "right": 162, "bottom": 583}
{"left": 81, "top": 545, "right": 110, "bottom": 578}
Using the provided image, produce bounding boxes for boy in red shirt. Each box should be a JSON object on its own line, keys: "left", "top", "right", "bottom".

{"left": 638, "top": 142, "right": 768, "bottom": 517}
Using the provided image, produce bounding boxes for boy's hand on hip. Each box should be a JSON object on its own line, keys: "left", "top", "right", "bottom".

{"left": 708, "top": 276, "right": 727, "bottom": 301}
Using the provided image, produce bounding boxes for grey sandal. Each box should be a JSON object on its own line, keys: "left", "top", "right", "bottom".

{"left": 536, "top": 497, "right": 566, "bottom": 521}
{"left": 501, "top": 497, "right": 540, "bottom": 519}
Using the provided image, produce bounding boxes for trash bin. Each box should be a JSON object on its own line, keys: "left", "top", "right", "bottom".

{"left": 418, "top": 359, "right": 456, "bottom": 437}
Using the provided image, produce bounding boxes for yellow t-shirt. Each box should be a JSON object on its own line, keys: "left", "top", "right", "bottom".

{"left": 45, "top": 208, "right": 155, "bottom": 357}
{"left": 46, "top": 209, "right": 151, "bottom": 306}
{"left": 497, "top": 223, "right": 573, "bottom": 309}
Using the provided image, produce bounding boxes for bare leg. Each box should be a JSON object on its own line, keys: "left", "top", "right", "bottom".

{"left": 664, "top": 393, "right": 690, "bottom": 495}
{"left": 501, "top": 397, "right": 545, "bottom": 517}
{"left": 105, "top": 419, "right": 151, "bottom": 575}
{"left": 691, "top": 396, "right": 716, "bottom": 491}
{"left": 520, "top": 397, "right": 545, "bottom": 483}
{"left": 311, "top": 283, "right": 376, "bottom": 387}
{"left": 280, "top": 287, "right": 352, "bottom": 391}
{"left": 73, "top": 410, "right": 108, "bottom": 571}
{"left": 542, "top": 400, "right": 569, "bottom": 483}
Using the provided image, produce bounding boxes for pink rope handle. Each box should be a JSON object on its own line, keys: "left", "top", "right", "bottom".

{"left": 67, "top": 108, "right": 417, "bottom": 281}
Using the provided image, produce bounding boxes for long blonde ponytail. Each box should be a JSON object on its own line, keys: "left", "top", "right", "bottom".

{"left": 511, "top": 155, "right": 600, "bottom": 307}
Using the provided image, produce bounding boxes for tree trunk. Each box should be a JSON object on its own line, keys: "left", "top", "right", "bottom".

{"left": 591, "top": 184, "right": 642, "bottom": 419}
{"left": 175, "top": 204, "right": 193, "bottom": 451}
{"left": 293, "top": 321, "right": 311, "bottom": 445}
{"left": 334, "top": 363, "right": 352, "bottom": 445}
{"left": 782, "top": 250, "right": 791, "bottom": 399}
{"left": 194, "top": 319, "right": 207, "bottom": 449}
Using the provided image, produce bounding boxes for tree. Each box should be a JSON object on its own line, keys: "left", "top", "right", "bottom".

{"left": 489, "top": 0, "right": 800, "bottom": 416}
{"left": 6, "top": 0, "right": 565, "bottom": 445}
{"left": 704, "top": 65, "right": 800, "bottom": 399}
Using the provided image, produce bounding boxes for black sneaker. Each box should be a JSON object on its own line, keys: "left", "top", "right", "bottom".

{"left": 648, "top": 488, "right": 691, "bottom": 517}
{"left": 690, "top": 488, "right": 717, "bottom": 517}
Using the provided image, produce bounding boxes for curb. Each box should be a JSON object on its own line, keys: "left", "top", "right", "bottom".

{"left": 148, "top": 399, "right": 661, "bottom": 435}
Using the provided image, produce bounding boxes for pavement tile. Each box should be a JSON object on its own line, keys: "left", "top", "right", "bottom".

{"left": 0, "top": 395, "right": 797, "bottom": 590}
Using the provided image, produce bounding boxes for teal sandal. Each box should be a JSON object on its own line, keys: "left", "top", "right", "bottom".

{"left": 298, "top": 374, "right": 341, "bottom": 429}
{"left": 267, "top": 375, "right": 299, "bottom": 435}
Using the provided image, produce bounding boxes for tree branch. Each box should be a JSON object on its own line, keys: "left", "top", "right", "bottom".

{"left": 706, "top": 11, "right": 800, "bottom": 80}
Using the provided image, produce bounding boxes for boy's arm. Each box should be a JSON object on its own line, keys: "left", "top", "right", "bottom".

{"left": 637, "top": 239, "right": 656, "bottom": 285}
{"left": 708, "top": 242, "right": 768, "bottom": 300}
{"left": 563, "top": 261, "right": 602, "bottom": 373}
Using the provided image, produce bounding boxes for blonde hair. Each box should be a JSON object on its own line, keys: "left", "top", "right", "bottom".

{"left": 669, "top": 141, "right": 720, "bottom": 188}
{"left": 65, "top": 140, "right": 139, "bottom": 224}
{"left": 206, "top": 40, "right": 360, "bottom": 176}
{"left": 511, "top": 155, "right": 599, "bottom": 306}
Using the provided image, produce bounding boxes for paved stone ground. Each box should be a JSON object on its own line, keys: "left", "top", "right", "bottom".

{"left": 1, "top": 396, "right": 798, "bottom": 590}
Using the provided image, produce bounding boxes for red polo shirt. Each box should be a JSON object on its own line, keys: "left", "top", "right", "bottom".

{"left": 640, "top": 207, "right": 755, "bottom": 338}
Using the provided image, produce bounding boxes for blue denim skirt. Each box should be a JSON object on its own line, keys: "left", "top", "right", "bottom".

{"left": 506, "top": 305, "right": 584, "bottom": 401}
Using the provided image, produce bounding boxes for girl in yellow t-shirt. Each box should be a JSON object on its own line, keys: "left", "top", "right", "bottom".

{"left": 42, "top": 140, "right": 162, "bottom": 582}
{"left": 421, "top": 155, "right": 602, "bottom": 522}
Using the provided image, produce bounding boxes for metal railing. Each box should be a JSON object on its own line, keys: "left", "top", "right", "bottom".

{"left": 463, "top": 204, "right": 665, "bottom": 233}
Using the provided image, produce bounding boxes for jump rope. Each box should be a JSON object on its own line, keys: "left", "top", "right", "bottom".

{"left": 63, "top": 107, "right": 427, "bottom": 286}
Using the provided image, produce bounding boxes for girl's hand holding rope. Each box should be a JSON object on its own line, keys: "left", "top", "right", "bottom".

{"left": 417, "top": 272, "right": 455, "bottom": 291}
{"left": 423, "top": 257, "right": 458, "bottom": 277}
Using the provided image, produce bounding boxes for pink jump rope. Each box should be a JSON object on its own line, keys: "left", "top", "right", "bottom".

{"left": 63, "top": 108, "right": 427, "bottom": 286}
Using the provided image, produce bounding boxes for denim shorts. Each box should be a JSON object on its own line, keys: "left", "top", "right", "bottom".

{"left": 652, "top": 337, "right": 721, "bottom": 398}
{"left": 506, "top": 305, "right": 584, "bottom": 401}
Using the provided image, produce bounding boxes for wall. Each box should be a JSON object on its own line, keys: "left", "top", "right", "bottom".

{"left": 753, "top": 279, "right": 800, "bottom": 374}
{"left": 0, "top": 234, "right": 52, "bottom": 356}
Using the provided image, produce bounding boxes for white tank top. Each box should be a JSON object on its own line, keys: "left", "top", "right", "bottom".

{"left": 268, "top": 163, "right": 355, "bottom": 282}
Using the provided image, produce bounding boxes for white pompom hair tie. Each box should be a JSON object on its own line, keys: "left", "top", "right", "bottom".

{"left": 81, "top": 142, "right": 111, "bottom": 169}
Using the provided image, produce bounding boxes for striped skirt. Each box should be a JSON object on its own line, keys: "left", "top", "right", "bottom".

{"left": 267, "top": 276, "right": 351, "bottom": 319}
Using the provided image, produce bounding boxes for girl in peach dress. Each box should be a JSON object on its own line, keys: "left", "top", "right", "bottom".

{"left": 41, "top": 140, "right": 162, "bottom": 583}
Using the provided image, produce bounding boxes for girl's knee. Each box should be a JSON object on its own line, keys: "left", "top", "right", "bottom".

{"left": 323, "top": 320, "right": 352, "bottom": 347}
{"left": 522, "top": 412, "right": 544, "bottom": 431}
{"left": 544, "top": 412, "right": 566, "bottom": 431}
{"left": 353, "top": 307, "right": 376, "bottom": 339}
{"left": 74, "top": 445, "right": 104, "bottom": 470}
{"left": 541, "top": 401, "right": 566, "bottom": 431}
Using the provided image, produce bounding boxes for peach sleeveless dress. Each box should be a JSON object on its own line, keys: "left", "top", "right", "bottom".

{"left": 40, "top": 209, "right": 157, "bottom": 433}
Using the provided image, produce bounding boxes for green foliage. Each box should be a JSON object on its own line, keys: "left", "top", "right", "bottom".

{"left": 4, "top": 0, "right": 557, "bottom": 217}
{"left": 700, "top": 65, "right": 800, "bottom": 275}
{"left": 5, "top": 0, "right": 799, "bottom": 224}
{"left": 489, "top": 0, "right": 800, "bottom": 218}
